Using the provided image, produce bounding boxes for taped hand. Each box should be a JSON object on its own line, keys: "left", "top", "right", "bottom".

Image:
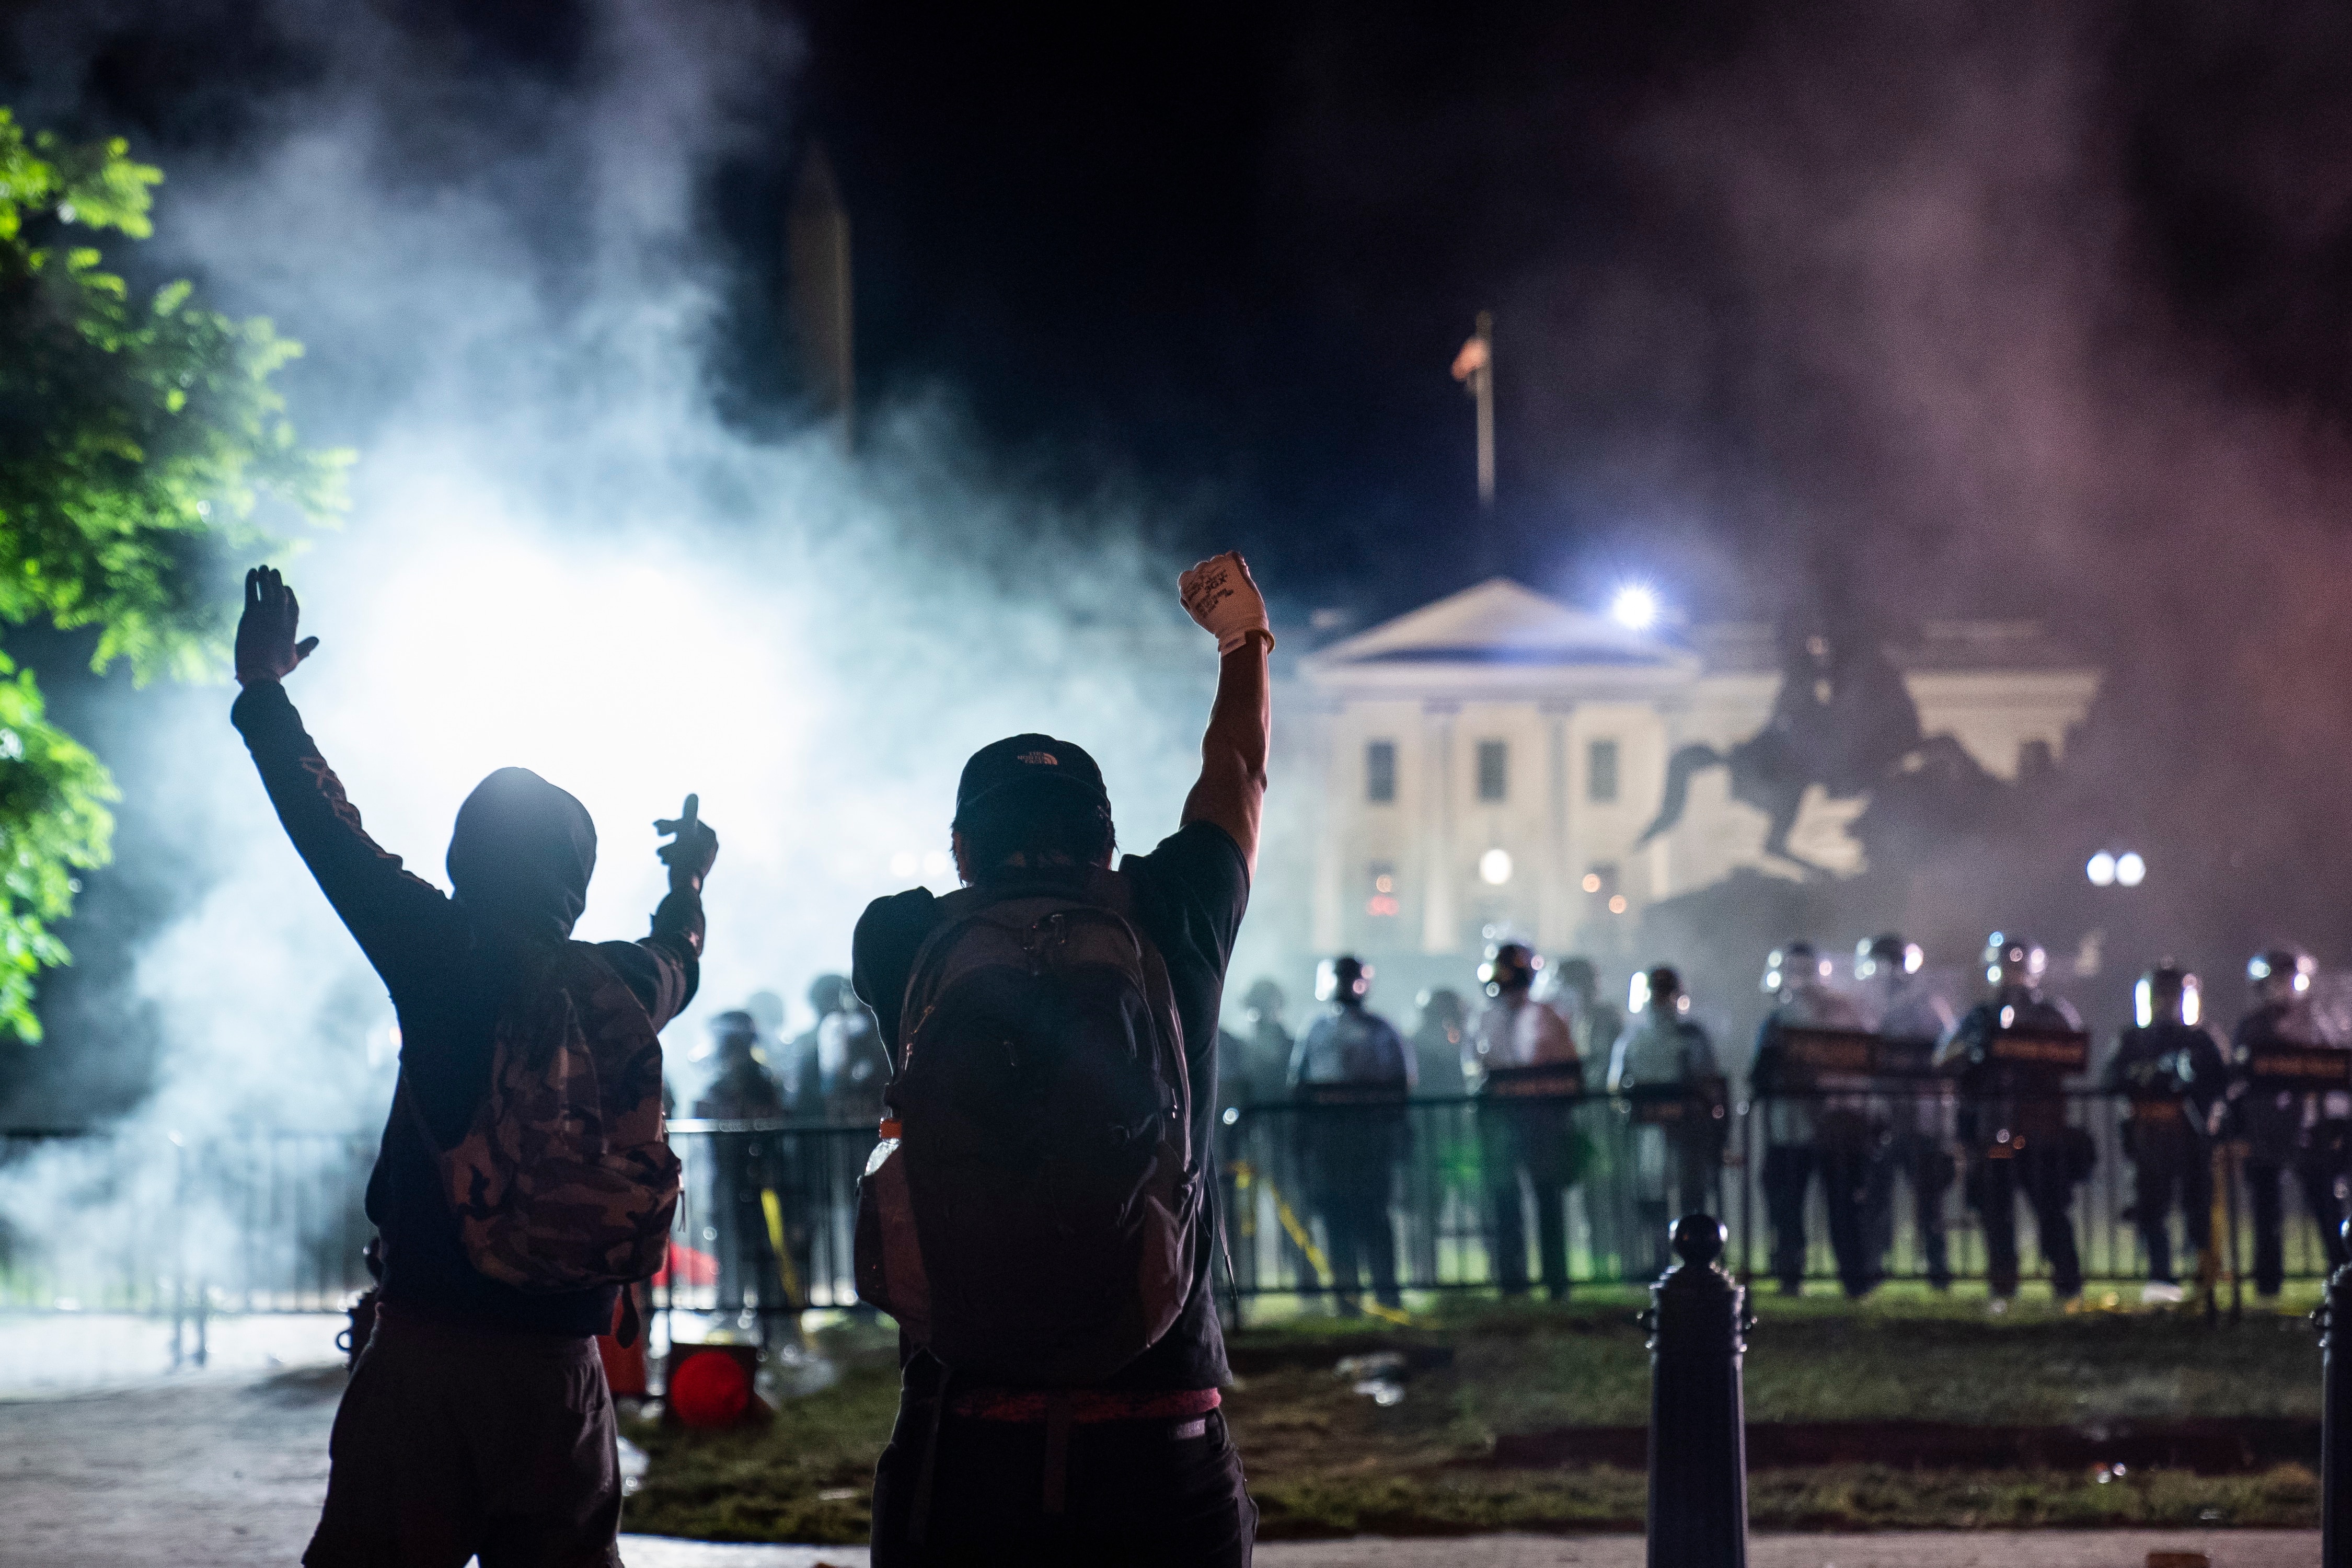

{"left": 1178, "top": 551, "right": 1273, "bottom": 656}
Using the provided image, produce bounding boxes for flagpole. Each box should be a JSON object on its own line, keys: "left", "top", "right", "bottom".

{"left": 1472, "top": 309, "right": 1494, "bottom": 511}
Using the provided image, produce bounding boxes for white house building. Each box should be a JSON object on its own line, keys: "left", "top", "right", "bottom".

{"left": 1293, "top": 579, "right": 2102, "bottom": 970}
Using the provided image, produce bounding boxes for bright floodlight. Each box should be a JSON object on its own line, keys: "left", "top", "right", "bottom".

{"left": 1479, "top": 848, "right": 1514, "bottom": 885}
{"left": 2116, "top": 851, "right": 2146, "bottom": 887}
{"left": 1610, "top": 584, "right": 1658, "bottom": 631}
{"left": 2086, "top": 851, "right": 2116, "bottom": 887}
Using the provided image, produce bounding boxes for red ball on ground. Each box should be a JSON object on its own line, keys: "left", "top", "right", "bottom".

{"left": 669, "top": 1348, "right": 753, "bottom": 1429}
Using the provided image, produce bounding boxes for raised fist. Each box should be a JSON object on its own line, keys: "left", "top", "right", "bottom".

{"left": 1178, "top": 552, "right": 1273, "bottom": 656}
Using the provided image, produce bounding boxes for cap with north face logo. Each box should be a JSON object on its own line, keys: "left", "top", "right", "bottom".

{"left": 953, "top": 732, "right": 1110, "bottom": 822}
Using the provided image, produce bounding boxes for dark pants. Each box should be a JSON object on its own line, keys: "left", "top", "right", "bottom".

{"left": 1866, "top": 1133, "right": 1954, "bottom": 1287}
{"left": 1761, "top": 1144, "right": 1815, "bottom": 1290}
{"left": 1312, "top": 1182, "right": 1401, "bottom": 1310}
{"left": 1300, "top": 1111, "right": 1405, "bottom": 1311}
{"left": 1762, "top": 1139, "right": 1873, "bottom": 1294}
{"left": 1817, "top": 1133, "right": 1880, "bottom": 1298}
{"left": 710, "top": 1133, "right": 780, "bottom": 1322}
{"left": 2245, "top": 1158, "right": 2348, "bottom": 1296}
{"left": 1480, "top": 1099, "right": 1576, "bottom": 1298}
{"left": 1969, "top": 1147, "right": 2081, "bottom": 1299}
{"left": 305, "top": 1308, "right": 618, "bottom": 1568}
{"left": 2129, "top": 1128, "right": 2213, "bottom": 1284}
{"left": 871, "top": 1387, "right": 1255, "bottom": 1567}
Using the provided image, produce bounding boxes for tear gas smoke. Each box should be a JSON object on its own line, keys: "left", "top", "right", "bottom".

{"left": 0, "top": 0, "right": 1280, "bottom": 1162}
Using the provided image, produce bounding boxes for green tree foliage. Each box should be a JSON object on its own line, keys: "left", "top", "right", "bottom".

{"left": 0, "top": 110, "right": 347, "bottom": 1041}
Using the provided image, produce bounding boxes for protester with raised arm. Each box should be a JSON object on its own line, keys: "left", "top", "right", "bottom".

{"left": 852, "top": 551, "right": 1271, "bottom": 1568}
{"left": 230, "top": 566, "right": 716, "bottom": 1568}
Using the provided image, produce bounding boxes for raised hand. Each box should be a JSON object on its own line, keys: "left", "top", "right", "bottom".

{"left": 655, "top": 792, "right": 719, "bottom": 891}
{"left": 1178, "top": 551, "right": 1274, "bottom": 656}
{"left": 236, "top": 566, "right": 319, "bottom": 686}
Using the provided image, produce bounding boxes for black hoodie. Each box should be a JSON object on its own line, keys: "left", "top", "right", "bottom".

{"left": 234, "top": 681, "right": 702, "bottom": 1335}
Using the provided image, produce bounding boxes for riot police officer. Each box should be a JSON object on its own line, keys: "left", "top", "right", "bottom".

{"left": 2231, "top": 946, "right": 2348, "bottom": 1297}
{"left": 1470, "top": 942, "right": 1585, "bottom": 1298}
{"left": 1242, "top": 977, "right": 1298, "bottom": 1108}
{"left": 1750, "top": 941, "right": 1874, "bottom": 1296}
{"left": 1934, "top": 933, "right": 2089, "bottom": 1307}
{"left": 694, "top": 1010, "right": 788, "bottom": 1327}
{"left": 1292, "top": 955, "right": 1414, "bottom": 1313}
{"left": 1547, "top": 955, "right": 1625, "bottom": 1064}
{"left": 1608, "top": 965, "right": 1725, "bottom": 1276}
{"left": 1855, "top": 933, "right": 1956, "bottom": 1289}
{"left": 2103, "top": 961, "right": 2226, "bottom": 1301}
{"left": 1411, "top": 987, "right": 1471, "bottom": 1097}
{"left": 784, "top": 975, "right": 852, "bottom": 1119}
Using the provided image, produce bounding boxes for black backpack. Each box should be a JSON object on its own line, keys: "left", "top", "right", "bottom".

{"left": 854, "top": 870, "right": 1201, "bottom": 1386}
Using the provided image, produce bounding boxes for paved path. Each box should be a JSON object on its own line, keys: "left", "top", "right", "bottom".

{"left": 0, "top": 1325, "right": 2318, "bottom": 1568}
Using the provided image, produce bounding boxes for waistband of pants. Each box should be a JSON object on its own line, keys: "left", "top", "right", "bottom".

{"left": 946, "top": 1386, "right": 1222, "bottom": 1424}
{"left": 372, "top": 1299, "right": 601, "bottom": 1356}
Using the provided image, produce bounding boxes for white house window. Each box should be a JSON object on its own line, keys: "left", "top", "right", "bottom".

{"left": 1587, "top": 738, "right": 1619, "bottom": 803}
{"left": 1366, "top": 740, "right": 1397, "bottom": 803}
{"left": 1476, "top": 740, "right": 1507, "bottom": 802}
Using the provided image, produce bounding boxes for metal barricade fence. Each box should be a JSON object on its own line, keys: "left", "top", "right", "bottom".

{"left": 6, "top": 1100, "right": 2335, "bottom": 1336}
{"left": 0, "top": 1128, "right": 376, "bottom": 1316}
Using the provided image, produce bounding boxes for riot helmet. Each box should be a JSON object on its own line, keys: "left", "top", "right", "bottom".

{"left": 744, "top": 989, "right": 786, "bottom": 1039}
{"left": 1982, "top": 931, "right": 2046, "bottom": 990}
{"left": 809, "top": 973, "right": 854, "bottom": 1014}
{"left": 1242, "top": 977, "right": 1287, "bottom": 1026}
{"left": 1631, "top": 964, "right": 1688, "bottom": 1016}
{"left": 1417, "top": 987, "right": 1468, "bottom": 1032}
{"left": 1479, "top": 941, "right": 1542, "bottom": 998}
{"left": 2248, "top": 946, "right": 2315, "bottom": 1005}
{"left": 2135, "top": 961, "right": 2200, "bottom": 1029}
{"left": 1855, "top": 932, "right": 1923, "bottom": 982}
{"left": 1762, "top": 941, "right": 1826, "bottom": 995}
{"left": 708, "top": 1008, "right": 759, "bottom": 1062}
{"left": 1317, "top": 954, "right": 1373, "bottom": 1006}
{"left": 1553, "top": 956, "right": 1600, "bottom": 1001}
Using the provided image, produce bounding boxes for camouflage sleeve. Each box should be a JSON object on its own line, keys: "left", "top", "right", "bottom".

{"left": 625, "top": 886, "right": 703, "bottom": 1029}
{"left": 230, "top": 678, "right": 451, "bottom": 987}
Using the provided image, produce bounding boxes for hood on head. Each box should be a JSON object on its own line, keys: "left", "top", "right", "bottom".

{"left": 446, "top": 767, "right": 596, "bottom": 943}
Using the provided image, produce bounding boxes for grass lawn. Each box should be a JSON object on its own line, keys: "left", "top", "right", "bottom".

{"left": 621, "top": 1283, "right": 2331, "bottom": 1544}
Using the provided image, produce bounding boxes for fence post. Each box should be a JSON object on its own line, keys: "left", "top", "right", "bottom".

{"left": 1645, "top": 1213, "right": 1749, "bottom": 1568}
{"left": 2320, "top": 1220, "right": 2352, "bottom": 1568}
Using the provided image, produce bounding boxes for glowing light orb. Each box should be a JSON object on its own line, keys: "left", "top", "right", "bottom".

{"left": 2116, "top": 851, "right": 2146, "bottom": 887}
{"left": 2085, "top": 851, "right": 2116, "bottom": 886}
{"left": 1479, "top": 848, "right": 1513, "bottom": 885}
{"left": 1609, "top": 584, "right": 1658, "bottom": 631}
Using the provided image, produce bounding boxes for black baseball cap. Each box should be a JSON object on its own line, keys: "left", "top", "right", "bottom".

{"left": 953, "top": 733, "right": 1110, "bottom": 824}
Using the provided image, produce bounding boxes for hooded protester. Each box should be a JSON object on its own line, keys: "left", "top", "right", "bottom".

{"left": 696, "top": 1010, "right": 789, "bottom": 1330}
{"left": 230, "top": 568, "right": 717, "bottom": 1568}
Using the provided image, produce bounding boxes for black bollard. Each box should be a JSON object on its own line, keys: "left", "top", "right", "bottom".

{"left": 1644, "top": 1214, "right": 1750, "bottom": 1568}
{"left": 2320, "top": 1219, "right": 2352, "bottom": 1568}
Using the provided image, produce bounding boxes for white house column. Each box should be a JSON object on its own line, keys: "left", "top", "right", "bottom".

{"left": 1539, "top": 703, "right": 1573, "bottom": 950}
{"left": 1420, "top": 701, "right": 1459, "bottom": 954}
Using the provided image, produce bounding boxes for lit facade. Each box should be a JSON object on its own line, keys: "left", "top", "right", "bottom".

{"left": 1295, "top": 579, "right": 2102, "bottom": 965}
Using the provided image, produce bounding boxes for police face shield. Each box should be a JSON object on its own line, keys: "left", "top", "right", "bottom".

{"left": 1632, "top": 966, "right": 1688, "bottom": 1018}
{"left": 2248, "top": 948, "right": 2315, "bottom": 1006}
{"left": 1854, "top": 935, "right": 1922, "bottom": 983}
{"left": 1762, "top": 943, "right": 1824, "bottom": 996}
{"left": 1317, "top": 956, "right": 1372, "bottom": 1005}
{"left": 1982, "top": 932, "right": 2045, "bottom": 993}
{"left": 2135, "top": 969, "right": 2200, "bottom": 1029}
{"left": 1479, "top": 943, "right": 1540, "bottom": 998}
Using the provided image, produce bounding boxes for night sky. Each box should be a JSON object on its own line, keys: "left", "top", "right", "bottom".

{"left": 9, "top": 0, "right": 2352, "bottom": 1116}
{"left": 10, "top": 1, "right": 2352, "bottom": 620}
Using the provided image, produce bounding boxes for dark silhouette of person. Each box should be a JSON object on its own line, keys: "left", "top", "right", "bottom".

{"left": 230, "top": 567, "right": 717, "bottom": 1567}
{"left": 695, "top": 1010, "right": 788, "bottom": 1331}
{"left": 1290, "top": 955, "right": 1413, "bottom": 1313}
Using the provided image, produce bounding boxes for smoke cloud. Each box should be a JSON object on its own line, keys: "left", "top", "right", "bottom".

{"left": 0, "top": 0, "right": 1259, "bottom": 1155}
